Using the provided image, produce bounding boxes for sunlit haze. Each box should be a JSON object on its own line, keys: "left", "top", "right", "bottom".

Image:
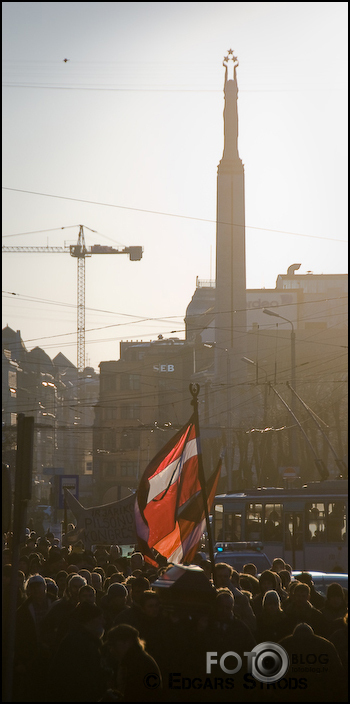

{"left": 2, "top": 2, "right": 348, "bottom": 371}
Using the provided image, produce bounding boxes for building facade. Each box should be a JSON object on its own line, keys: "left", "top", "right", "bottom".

{"left": 93, "top": 338, "right": 214, "bottom": 502}
{"left": 2, "top": 326, "right": 99, "bottom": 507}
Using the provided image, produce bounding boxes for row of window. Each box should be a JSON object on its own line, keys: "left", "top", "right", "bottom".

{"left": 214, "top": 501, "right": 347, "bottom": 544}
{"left": 103, "top": 461, "right": 139, "bottom": 478}
{"left": 100, "top": 374, "right": 141, "bottom": 392}
{"left": 99, "top": 405, "right": 140, "bottom": 421}
{"left": 98, "top": 430, "right": 140, "bottom": 451}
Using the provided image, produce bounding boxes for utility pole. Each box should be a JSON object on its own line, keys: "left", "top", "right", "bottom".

{"left": 3, "top": 415, "right": 34, "bottom": 703}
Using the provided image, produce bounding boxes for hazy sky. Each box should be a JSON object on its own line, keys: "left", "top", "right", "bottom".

{"left": 2, "top": 2, "right": 348, "bottom": 371}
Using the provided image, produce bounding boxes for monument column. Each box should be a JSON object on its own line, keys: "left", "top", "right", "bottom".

{"left": 215, "top": 50, "right": 247, "bottom": 387}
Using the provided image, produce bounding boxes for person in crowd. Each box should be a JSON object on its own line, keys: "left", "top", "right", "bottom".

{"left": 105, "top": 563, "right": 121, "bottom": 579}
{"left": 109, "top": 544, "right": 122, "bottom": 563}
{"left": 113, "top": 576, "right": 151, "bottom": 630}
{"left": 46, "top": 602, "right": 108, "bottom": 702}
{"left": 94, "top": 546, "right": 111, "bottom": 571}
{"left": 256, "top": 589, "right": 289, "bottom": 643}
{"left": 91, "top": 570, "right": 104, "bottom": 605}
{"left": 44, "top": 545, "right": 66, "bottom": 577}
{"left": 101, "top": 583, "right": 129, "bottom": 635}
{"left": 242, "top": 562, "right": 258, "bottom": 577}
{"left": 278, "top": 568, "right": 292, "bottom": 591}
{"left": 114, "top": 556, "right": 131, "bottom": 578}
{"left": 45, "top": 577, "right": 59, "bottom": 600}
{"left": 18, "top": 553, "right": 30, "bottom": 577}
{"left": 293, "top": 571, "right": 326, "bottom": 609}
{"left": 251, "top": 568, "right": 287, "bottom": 618}
{"left": 2, "top": 564, "right": 26, "bottom": 611}
{"left": 40, "top": 573, "right": 87, "bottom": 652}
{"left": 46, "top": 529, "right": 55, "bottom": 544}
{"left": 214, "top": 562, "right": 256, "bottom": 633}
{"left": 55, "top": 569, "right": 68, "bottom": 598}
{"left": 78, "top": 567, "right": 92, "bottom": 584}
{"left": 104, "top": 570, "right": 126, "bottom": 591}
{"left": 93, "top": 565, "right": 106, "bottom": 586}
{"left": 321, "top": 582, "right": 347, "bottom": 626}
{"left": 208, "top": 588, "right": 256, "bottom": 700}
{"left": 239, "top": 572, "right": 260, "bottom": 597}
{"left": 104, "top": 623, "right": 163, "bottom": 702}
{"left": 279, "top": 622, "right": 347, "bottom": 702}
{"left": 130, "top": 551, "right": 146, "bottom": 575}
{"left": 36, "top": 536, "right": 51, "bottom": 561}
{"left": 271, "top": 557, "right": 286, "bottom": 573}
{"left": 78, "top": 583, "right": 97, "bottom": 604}
{"left": 212, "top": 588, "right": 256, "bottom": 652}
{"left": 135, "top": 589, "right": 169, "bottom": 677}
{"left": 330, "top": 611, "right": 348, "bottom": 670}
{"left": 284, "top": 581, "right": 328, "bottom": 637}
{"left": 27, "top": 551, "right": 45, "bottom": 576}
{"left": 20, "top": 534, "right": 37, "bottom": 557}
{"left": 13, "top": 574, "right": 56, "bottom": 702}
{"left": 80, "top": 549, "right": 97, "bottom": 571}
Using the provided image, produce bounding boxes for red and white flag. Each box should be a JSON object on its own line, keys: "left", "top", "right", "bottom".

{"left": 135, "top": 415, "right": 221, "bottom": 565}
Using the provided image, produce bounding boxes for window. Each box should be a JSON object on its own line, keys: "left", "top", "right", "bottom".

{"left": 102, "top": 407, "right": 117, "bottom": 421}
{"left": 327, "top": 502, "right": 346, "bottom": 542}
{"left": 104, "top": 462, "right": 117, "bottom": 477}
{"left": 284, "top": 512, "right": 304, "bottom": 550}
{"left": 263, "top": 504, "right": 283, "bottom": 541}
{"left": 214, "top": 504, "right": 223, "bottom": 542}
{"left": 101, "top": 431, "right": 116, "bottom": 452}
{"left": 214, "top": 506, "right": 242, "bottom": 542}
{"left": 8, "top": 370, "right": 17, "bottom": 389}
{"left": 120, "top": 373, "right": 140, "bottom": 391}
{"left": 246, "top": 504, "right": 263, "bottom": 540}
{"left": 306, "top": 503, "right": 326, "bottom": 542}
{"left": 121, "top": 404, "right": 140, "bottom": 420}
{"left": 101, "top": 375, "right": 117, "bottom": 392}
{"left": 120, "top": 430, "right": 140, "bottom": 450}
{"left": 120, "top": 461, "right": 138, "bottom": 477}
{"left": 224, "top": 513, "right": 241, "bottom": 542}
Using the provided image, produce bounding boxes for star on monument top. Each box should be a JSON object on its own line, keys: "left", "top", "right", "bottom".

{"left": 223, "top": 49, "right": 238, "bottom": 66}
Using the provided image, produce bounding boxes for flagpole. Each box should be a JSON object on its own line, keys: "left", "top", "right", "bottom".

{"left": 190, "top": 383, "right": 217, "bottom": 588}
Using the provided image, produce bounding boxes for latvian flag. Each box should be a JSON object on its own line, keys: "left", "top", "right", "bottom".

{"left": 135, "top": 415, "right": 221, "bottom": 566}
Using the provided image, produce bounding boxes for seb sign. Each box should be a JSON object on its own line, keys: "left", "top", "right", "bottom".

{"left": 153, "top": 364, "right": 175, "bottom": 372}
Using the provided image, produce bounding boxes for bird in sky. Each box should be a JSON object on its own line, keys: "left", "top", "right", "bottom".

{"left": 63, "top": 58, "right": 70, "bottom": 63}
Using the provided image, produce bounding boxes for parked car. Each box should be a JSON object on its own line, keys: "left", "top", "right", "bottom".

{"left": 213, "top": 541, "right": 271, "bottom": 574}
{"left": 292, "top": 571, "right": 348, "bottom": 598}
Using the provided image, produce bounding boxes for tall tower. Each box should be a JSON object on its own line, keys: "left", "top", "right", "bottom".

{"left": 215, "top": 50, "right": 247, "bottom": 386}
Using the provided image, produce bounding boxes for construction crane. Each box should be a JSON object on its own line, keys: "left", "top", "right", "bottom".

{"left": 3, "top": 224, "right": 143, "bottom": 372}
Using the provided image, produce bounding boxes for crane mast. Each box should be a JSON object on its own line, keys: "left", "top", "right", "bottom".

{"left": 72, "top": 225, "right": 88, "bottom": 373}
{"left": 3, "top": 225, "right": 143, "bottom": 372}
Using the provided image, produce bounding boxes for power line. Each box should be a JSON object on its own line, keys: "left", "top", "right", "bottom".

{"left": 2, "top": 187, "right": 346, "bottom": 242}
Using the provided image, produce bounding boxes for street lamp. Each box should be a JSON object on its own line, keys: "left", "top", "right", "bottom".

{"left": 241, "top": 357, "right": 268, "bottom": 427}
{"left": 263, "top": 309, "right": 297, "bottom": 464}
{"left": 241, "top": 356, "right": 268, "bottom": 386}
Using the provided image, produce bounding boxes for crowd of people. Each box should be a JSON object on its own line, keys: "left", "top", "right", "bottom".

{"left": 2, "top": 529, "right": 348, "bottom": 702}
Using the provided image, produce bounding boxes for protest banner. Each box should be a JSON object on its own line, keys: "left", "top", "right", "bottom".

{"left": 63, "top": 488, "right": 137, "bottom": 548}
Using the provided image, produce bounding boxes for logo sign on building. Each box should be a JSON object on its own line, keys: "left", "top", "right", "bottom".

{"left": 279, "top": 466, "right": 300, "bottom": 480}
{"left": 59, "top": 474, "right": 79, "bottom": 509}
{"left": 153, "top": 364, "right": 175, "bottom": 372}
